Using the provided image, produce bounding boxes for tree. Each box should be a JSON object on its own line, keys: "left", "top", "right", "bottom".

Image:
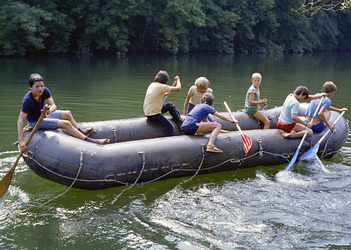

{"left": 293, "top": 0, "right": 351, "bottom": 16}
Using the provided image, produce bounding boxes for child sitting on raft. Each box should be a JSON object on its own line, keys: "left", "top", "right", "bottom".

{"left": 244, "top": 72, "right": 270, "bottom": 129}
{"left": 181, "top": 93, "right": 236, "bottom": 153}
{"left": 183, "top": 76, "right": 213, "bottom": 121}
{"left": 17, "top": 73, "right": 109, "bottom": 153}
{"left": 277, "top": 86, "right": 326, "bottom": 138}
{"left": 305, "top": 81, "right": 347, "bottom": 132}
{"left": 143, "top": 70, "right": 183, "bottom": 136}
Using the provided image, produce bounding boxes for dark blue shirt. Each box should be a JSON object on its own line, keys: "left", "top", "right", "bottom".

{"left": 21, "top": 87, "right": 51, "bottom": 123}
{"left": 182, "top": 103, "right": 216, "bottom": 127}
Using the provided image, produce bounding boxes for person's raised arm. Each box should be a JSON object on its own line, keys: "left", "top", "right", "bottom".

{"left": 169, "top": 76, "right": 181, "bottom": 92}
{"left": 17, "top": 111, "right": 28, "bottom": 153}
{"left": 306, "top": 92, "right": 327, "bottom": 102}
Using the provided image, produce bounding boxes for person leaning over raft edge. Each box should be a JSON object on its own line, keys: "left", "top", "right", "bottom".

{"left": 305, "top": 81, "right": 347, "bottom": 133}
{"left": 277, "top": 85, "right": 326, "bottom": 139}
{"left": 17, "top": 73, "right": 110, "bottom": 153}
{"left": 181, "top": 93, "right": 236, "bottom": 153}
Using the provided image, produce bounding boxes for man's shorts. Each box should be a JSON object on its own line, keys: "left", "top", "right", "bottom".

{"left": 276, "top": 121, "right": 296, "bottom": 132}
{"left": 29, "top": 111, "right": 62, "bottom": 129}
{"left": 305, "top": 120, "right": 325, "bottom": 132}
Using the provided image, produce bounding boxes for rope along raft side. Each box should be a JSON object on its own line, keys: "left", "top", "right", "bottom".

{"left": 22, "top": 109, "right": 348, "bottom": 190}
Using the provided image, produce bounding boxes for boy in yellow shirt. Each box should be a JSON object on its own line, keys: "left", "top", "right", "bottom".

{"left": 143, "top": 70, "right": 182, "bottom": 136}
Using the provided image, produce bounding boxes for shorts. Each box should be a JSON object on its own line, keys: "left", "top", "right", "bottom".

{"left": 305, "top": 120, "right": 325, "bottom": 132}
{"left": 181, "top": 123, "right": 199, "bottom": 135}
{"left": 276, "top": 121, "right": 296, "bottom": 132}
{"left": 245, "top": 106, "right": 258, "bottom": 117}
{"left": 29, "top": 111, "right": 62, "bottom": 129}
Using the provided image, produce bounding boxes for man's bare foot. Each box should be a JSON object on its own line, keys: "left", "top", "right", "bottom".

{"left": 281, "top": 131, "right": 294, "bottom": 138}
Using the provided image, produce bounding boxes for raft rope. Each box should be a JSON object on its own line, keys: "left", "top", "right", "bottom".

{"left": 40, "top": 150, "right": 84, "bottom": 207}
{"left": 111, "top": 152, "right": 146, "bottom": 204}
{"left": 321, "top": 129, "right": 336, "bottom": 158}
{"left": 27, "top": 133, "right": 338, "bottom": 205}
{"left": 182, "top": 144, "right": 206, "bottom": 184}
{"left": 29, "top": 147, "right": 292, "bottom": 188}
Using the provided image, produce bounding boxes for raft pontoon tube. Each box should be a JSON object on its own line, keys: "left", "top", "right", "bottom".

{"left": 22, "top": 104, "right": 348, "bottom": 190}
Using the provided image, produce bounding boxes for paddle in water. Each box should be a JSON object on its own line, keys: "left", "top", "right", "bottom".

{"left": 284, "top": 97, "right": 324, "bottom": 171}
{"left": 0, "top": 105, "right": 49, "bottom": 198}
{"left": 224, "top": 101, "right": 252, "bottom": 155}
{"left": 300, "top": 111, "right": 346, "bottom": 162}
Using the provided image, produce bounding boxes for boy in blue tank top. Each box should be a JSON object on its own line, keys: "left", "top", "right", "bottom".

{"left": 17, "top": 73, "right": 109, "bottom": 153}
{"left": 305, "top": 81, "right": 347, "bottom": 132}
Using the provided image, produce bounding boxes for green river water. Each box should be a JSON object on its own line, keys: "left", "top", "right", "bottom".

{"left": 0, "top": 53, "right": 350, "bottom": 249}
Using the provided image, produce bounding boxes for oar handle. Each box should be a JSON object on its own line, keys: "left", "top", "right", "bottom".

{"left": 223, "top": 101, "right": 242, "bottom": 134}
{"left": 297, "top": 97, "right": 324, "bottom": 149}
{"left": 11, "top": 105, "right": 49, "bottom": 171}
{"left": 310, "top": 96, "right": 324, "bottom": 123}
{"left": 0, "top": 105, "right": 50, "bottom": 198}
{"left": 162, "top": 80, "right": 177, "bottom": 104}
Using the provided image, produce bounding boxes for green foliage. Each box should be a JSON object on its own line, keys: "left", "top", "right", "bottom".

{"left": 0, "top": 0, "right": 350, "bottom": 56}
{"left": 0, "top": 1, "right": 52, "bottom": 55}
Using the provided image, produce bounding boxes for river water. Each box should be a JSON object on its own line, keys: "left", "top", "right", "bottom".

{"left": 0, "top": 53, "right": 350, "bottom": 249}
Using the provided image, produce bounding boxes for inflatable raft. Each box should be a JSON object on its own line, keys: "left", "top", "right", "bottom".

{"left": 22, "top": 104, "right": 348, "bottom": 190}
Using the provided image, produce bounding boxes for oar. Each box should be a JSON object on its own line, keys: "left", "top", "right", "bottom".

{"left": 162, "top": 79, "right": 177, "bottom": 104}
{"left": 224, "top": 101, "right": 252, "bottom": 155}
{"left": 284, "top": 97, "right": 324, "bottom": 171}
{"left": 300, "top": 111, "right": 346, "bottom": 162}
{"left": 0, "top": 104, "right": 49, "bottom": 198}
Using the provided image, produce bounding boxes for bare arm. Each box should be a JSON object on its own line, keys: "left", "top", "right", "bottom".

{"left": 17, "top": 111, "right": 28, "bottom": 152}
{"left": 46, "top": 97, "right": 57, "bottom": 114}
{"left": 183, "top": 94, "right": 191, "bottom": 116}
{"left": 213, "top": 111, "right": 235, "bottom": 124}
{"left": 291, "top": 113, "right": 312, "bottom": 128}
{"left": 328, "top": 106, "right": 348, "bottom": 113}
{"left": 318, "top": 106, "right": 334, "bottom": 129}
{"left": 248, "top": 93, "right": 267, "bottom": 106}
{"left": 305, "top": 93, "right": 326, "bottom": 102}
{"left": 169, "top": 76, "right": 181, "bottom": 92}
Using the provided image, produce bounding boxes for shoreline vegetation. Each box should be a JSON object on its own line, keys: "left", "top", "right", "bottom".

{"left": 0, "top": 0, "right": 350, "bottom": 57}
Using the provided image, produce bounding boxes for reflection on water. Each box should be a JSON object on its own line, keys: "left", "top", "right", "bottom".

{"left": 0, "top": 53, "right": 350, "bottom": 248}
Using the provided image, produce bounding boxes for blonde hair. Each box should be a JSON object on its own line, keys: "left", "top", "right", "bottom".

{"left": 251, "top": 72, "right": 262, "bottom": 80}
{"left": 195, "top": 77, "right": 210, "bottom": 89}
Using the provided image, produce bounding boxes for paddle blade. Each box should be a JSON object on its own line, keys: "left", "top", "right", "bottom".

{"left": 0, "top": 169, "right": 14, "bottom": 198}
{"left": 284, "top": 149, "right": 300, "bottom": 171}
{"left": 241, "top": 134, "right": 252, "bottom": 155}
{"left": 300, "top": 143, "right": 320, "bottom": 162}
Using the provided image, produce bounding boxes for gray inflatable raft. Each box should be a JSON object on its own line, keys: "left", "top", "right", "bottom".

{"left": 22, "top": 104, "right": 348, "bottom": 190}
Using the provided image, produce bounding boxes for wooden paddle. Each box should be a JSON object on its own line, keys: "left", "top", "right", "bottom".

{"left": 284, "top": 97, "right": 324, "bottom": 171}
{"left": 0, "top": 104, "right": 49, "bottom": 198}
{"left": 162, "top": 79, "right": 177, "bottom": 104}
{"left": 224, "top": 101, "right": 252, "bottom": 155}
